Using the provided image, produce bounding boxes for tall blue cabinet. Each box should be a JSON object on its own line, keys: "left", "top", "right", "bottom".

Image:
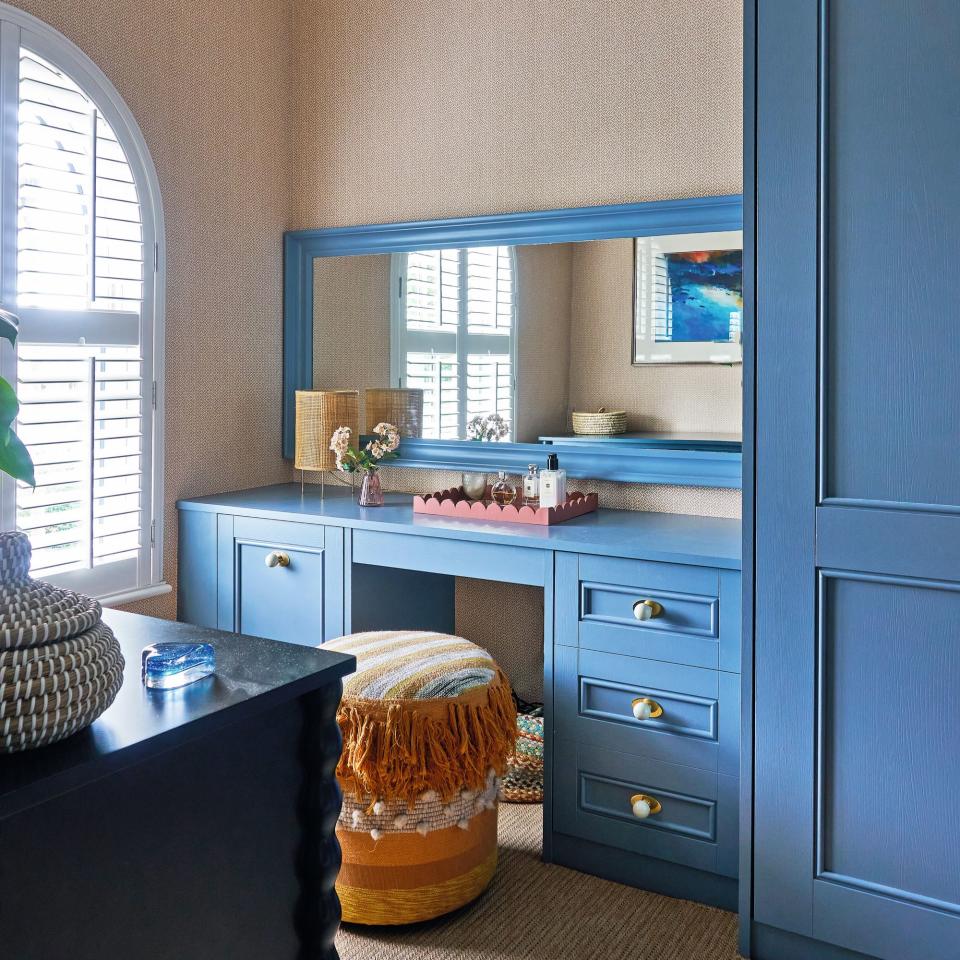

{"left": 748, "top": 3, "right": 960, "bottom": 959}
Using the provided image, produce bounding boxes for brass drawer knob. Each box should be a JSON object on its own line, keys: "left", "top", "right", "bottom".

{"left": 630, "top": 793, "right": 662, "bottom": 819}
{"left": 632, "top": 599, "right": 663, "bottom": 621}
{"left": 631, "top": 697, "right": 663, "bottom": 721}
{"left": 264, "top": 550, "right": 291, "bottom": 568}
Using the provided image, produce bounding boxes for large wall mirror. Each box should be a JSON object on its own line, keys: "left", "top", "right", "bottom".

{"left": 284, "top": 198, "right": 744, "bottom": 487}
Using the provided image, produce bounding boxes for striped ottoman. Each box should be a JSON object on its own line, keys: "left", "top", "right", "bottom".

{"left": 324, "top": 630, "right": 517, "bottom": 925}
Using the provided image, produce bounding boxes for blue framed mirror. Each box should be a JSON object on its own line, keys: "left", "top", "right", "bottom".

{"left": 283, "top": 196, "right": 743, "bottom": 487}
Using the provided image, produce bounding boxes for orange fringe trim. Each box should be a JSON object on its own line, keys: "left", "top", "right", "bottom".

{"left": 336, "top": 668, "right": 517, "bottom": 805}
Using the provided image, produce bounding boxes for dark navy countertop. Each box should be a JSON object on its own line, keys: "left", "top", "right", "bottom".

{"left": 0, "top": 610, "right": 355, "bottom": 818}
{"left": 178, "top": 483, "right": 742, "bottom": 570}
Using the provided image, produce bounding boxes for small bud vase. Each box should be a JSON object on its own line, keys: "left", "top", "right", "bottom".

{"left": 462, "top": 472, "right": 487, "bottom": 501}
{"left": 358, "top": 470, "right": 384, "bottom": 507}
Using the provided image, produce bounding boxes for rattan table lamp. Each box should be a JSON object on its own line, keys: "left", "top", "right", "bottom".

{"left": 295, "top": 389, "right": 359, "bottom": 495}
{"left": 365, "top": 388, "right": 424, "bottom": 439}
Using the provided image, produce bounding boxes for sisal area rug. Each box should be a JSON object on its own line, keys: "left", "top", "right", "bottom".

{"left": 336, "top": 803, "right": 742, "bottom": 960}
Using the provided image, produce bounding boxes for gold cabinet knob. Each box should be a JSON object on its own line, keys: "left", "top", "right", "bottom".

{"left": 630, "top": 794, "right": 662, "bottom": 819}
{"left": 631, "top": 697, "right": 663, "bottom": 721}
{"left": 264, "top": 550, "right": 291, "bottom": 568}
{"left": 632, "top": 599, "right": 663, "bottom": 621}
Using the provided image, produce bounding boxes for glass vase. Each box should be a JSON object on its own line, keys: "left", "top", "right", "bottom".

{"left": 462, "top": 472, "right": 487, "bottom": 501}
{"left": 358, "top": 470, "right": 384, "bottom": 507}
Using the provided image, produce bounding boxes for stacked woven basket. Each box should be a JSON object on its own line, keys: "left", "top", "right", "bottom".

{"left": 1, "top": 531, "right": 124, "bottom": 754}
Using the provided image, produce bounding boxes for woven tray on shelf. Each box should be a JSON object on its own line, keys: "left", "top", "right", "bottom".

{"left": 0, "top": 531, "right": 125, "bottom": 754}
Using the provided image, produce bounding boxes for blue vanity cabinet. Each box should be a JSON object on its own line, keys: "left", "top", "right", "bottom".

{"left": 748, "top": 2, "right": 960, "bottom": 958}
{"left": 178, "top": 509, "right": 344, "bottom": 645}
{"left": 550, "top": 551, "right": 741, "bottom": 910}
{"left": 177, "top": 485, "right": 742, "bottom": 911}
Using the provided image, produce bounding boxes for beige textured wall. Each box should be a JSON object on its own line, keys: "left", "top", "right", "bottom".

{"left": 15, "top": 0, "right": 298, "bottom": 618}
{"left": 515, "top": 243, "right": 573, "bottom": 441}
{"left": 569, "top": 239, "right": 742, "bottom": 434}
{"left": 313, "top": 254, "right": 392, "bottom": 431}
{"left": 292, "top": 0, "right": 742, "bottom": 228}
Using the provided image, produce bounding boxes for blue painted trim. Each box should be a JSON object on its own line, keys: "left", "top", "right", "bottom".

{"left": 283, "top": 196, "right": 745, "bottom": 482}
{"left": 390, "top": 437, "right": 742, "bottom": 488}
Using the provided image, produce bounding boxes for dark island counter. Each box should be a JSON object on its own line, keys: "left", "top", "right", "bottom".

{"left": 0, "top": 609, "right": 355, "bottom": 960}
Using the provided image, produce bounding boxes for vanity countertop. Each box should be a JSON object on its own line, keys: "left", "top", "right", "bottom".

{"left": 178, "top": 483, "right": 742, "bottom": 570}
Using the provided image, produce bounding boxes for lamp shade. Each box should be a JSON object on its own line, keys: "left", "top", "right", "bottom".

{"left": 295, "top": 389, "right": 359, "bottom": 471}
{"left": 365, "top": 388, "right": 424, "bottom": 439}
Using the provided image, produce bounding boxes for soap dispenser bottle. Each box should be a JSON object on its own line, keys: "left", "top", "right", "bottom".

{"left": 539, "top": 453, "right": 567, "bottom": 508}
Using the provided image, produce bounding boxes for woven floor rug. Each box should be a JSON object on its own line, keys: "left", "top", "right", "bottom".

{"left": 337, "top": 803, "right": 742, "bottom": 960}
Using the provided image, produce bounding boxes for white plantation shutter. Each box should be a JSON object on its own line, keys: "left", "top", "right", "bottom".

{"left": 0, "top": 10, "right": 164, "bottom": 602}
{"left": 393, "top": 247, "right": 516, "bottom": 440}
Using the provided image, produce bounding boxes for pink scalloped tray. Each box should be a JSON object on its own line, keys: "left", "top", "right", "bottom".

{"left": 412, "top": 486, "right": 598, "bottom": 525}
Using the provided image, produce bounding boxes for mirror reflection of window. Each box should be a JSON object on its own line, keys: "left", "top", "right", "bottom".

{"left": 392, "top": 247, "right": 517, "bottom": 440}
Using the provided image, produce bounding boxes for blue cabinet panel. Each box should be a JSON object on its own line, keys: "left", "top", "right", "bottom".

{"left": 822, "top": 3, "right": 960, "bottom": 511}
{"left": 818, "top": 574, "right": 960, "bottom": 915}
{"left": 177, "top": 508, "right": 218, "bottom": 628}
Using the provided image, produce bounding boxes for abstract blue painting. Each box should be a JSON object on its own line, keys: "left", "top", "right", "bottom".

{"left": 660, "top": 250, "right": 743, "bottom": 343}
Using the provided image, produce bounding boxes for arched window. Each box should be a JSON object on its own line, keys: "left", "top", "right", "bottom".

{"left": 391, "top": 246, "right": 517, "bottom": 440}
{"left": 0, "top": 6, "right": 164, "bottom": 602}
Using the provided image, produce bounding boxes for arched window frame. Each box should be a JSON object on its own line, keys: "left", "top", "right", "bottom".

{"left": 0, "top": 4, "right": 166, "bottom": 604}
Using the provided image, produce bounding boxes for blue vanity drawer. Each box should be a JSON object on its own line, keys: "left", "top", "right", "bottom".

{"left": 555, "top": 647, "right": 739, "bottom": 777}
{"left": 570, "top": 556, "right": 739, "bottom": 672}
{"left": 554, "top": 739, "right": 738, "bottom": 878}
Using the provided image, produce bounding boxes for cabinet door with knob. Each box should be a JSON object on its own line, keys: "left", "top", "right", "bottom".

{"left": 216, "top": 515, "right": 344, "bottom": 645}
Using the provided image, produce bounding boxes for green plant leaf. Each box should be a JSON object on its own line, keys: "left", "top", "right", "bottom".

{"left": 0, "top": 427, "right": 35, "bottom": 487}
{"left": 0, "top": 376, "right": 18, "bottom": 430}
{"left": 0, "top": 307, "right": 18, "bottom": 347}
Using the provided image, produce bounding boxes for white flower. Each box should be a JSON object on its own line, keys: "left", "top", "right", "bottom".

{"left": 329, "top": 426, "right": 352, "bottom": 470}
{"left": 467, "top": 413, "right": 510, "bottom": 442}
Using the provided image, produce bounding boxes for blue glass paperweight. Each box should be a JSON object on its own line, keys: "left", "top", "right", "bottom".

{"left": 141, "top": 642, "right": 215, "bottom": 689}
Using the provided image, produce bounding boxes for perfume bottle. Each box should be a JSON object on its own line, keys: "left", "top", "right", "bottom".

{"left": 491, "top": 471, "right": 517, "bottom": 505}
{"left": 539, "top": 453, "right": 567, "bottom": 508}
{"left": 523, "top": 464, "right": 540, "bottom": 506}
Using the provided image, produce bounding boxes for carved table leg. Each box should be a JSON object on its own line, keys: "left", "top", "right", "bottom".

{"left": 297, "top": 680, "right": 344, "bottom": 960}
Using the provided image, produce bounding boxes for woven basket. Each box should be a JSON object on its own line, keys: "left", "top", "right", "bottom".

{"left": 0, "top": 532, "right": 124, "bottom": 754}
{"left": 500, "top": 713, "right": 544, "bottom": 803}
{"left": 365, "top": 388, "right": 424, "bottom": 439}
{"left": 571, "top": 407, "right": 628, "bottom": 436}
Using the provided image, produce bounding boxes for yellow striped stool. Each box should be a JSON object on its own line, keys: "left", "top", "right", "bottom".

{"left": 324, "top": 630, "right": 517, "bottom": 925}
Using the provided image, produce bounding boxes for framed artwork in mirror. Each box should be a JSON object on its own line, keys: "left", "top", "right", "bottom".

{"left": 632, "top": 230, "right": 743, "bottom": 364}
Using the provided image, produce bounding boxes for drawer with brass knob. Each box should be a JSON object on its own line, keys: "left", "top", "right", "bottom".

{"left": 555, "top": 647, "right": 739, "bottom": 776}
{"left": 561, "top": 555, "right": 740, "bottom": 672}
{"left": 554, "top": 739, "right": 738, "bottom": 879}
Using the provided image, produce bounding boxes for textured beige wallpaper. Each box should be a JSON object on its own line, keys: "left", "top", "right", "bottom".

{"left": 16, "top": 0, "right": 298, "bottom": 618}
{"left": 569, "top": 239, "right": 742, "bottom": 434}
{"left": 292, "top": 0, "right": 742, "bottom": 229}
{"left": 515, "top": 243, "right": 573, "bottom": 441}
{"left": 313, "top": 254, "right": 392, "bottom": 430}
